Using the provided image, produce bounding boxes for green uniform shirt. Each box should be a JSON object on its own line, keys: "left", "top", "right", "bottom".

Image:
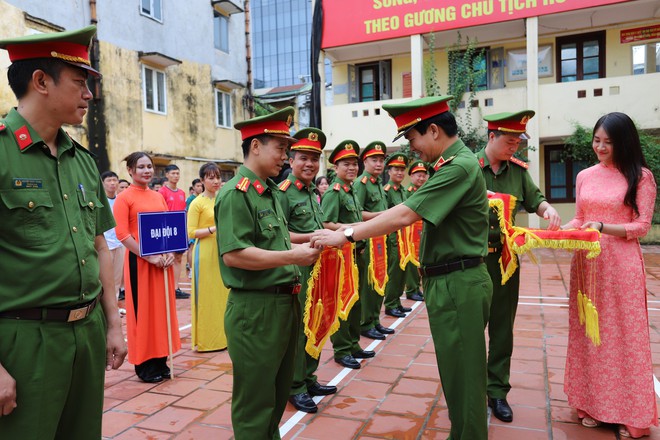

{"left": 0, "top": 109, "right": 114, "bottom": 311}
{"left": 215, "top": 165, "right": 300, "bottom": 289}
{"left": 354, "top": 172, "right": 388, "bottom": 213}
{"left": 475, "top": 149, "right": 546, "bottom": 247}
{"left": 404, "top": 139, "right": 489, "bottom": 264}
{"left": 383, "top": 183, "right": 407, "bottom": 208}
{"left": 277, "top": 174, "right": 323, "bottom": 233}
{"left": 321, "top": 177, "right": 362, "bottom": 225}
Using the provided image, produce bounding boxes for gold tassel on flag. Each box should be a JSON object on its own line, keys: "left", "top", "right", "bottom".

{"left": 577, "top": 289, "right": 585, "bottom": 326}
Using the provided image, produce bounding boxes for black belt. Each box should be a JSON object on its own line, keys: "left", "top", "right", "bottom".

{"left": 420, "top": 257, "right": 484, "bottom": 277}
{"left": 262, "top": 283, "right": 302, "bottom": 295}
{"left": 0, "top": 296, "right": 100, "bottom": 322}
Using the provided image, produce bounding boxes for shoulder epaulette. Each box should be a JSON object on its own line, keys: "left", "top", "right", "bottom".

{"left": 407, "top": 186, "right": 414, "bottom": 192}
{"left": 510, "top": 156, "right": 529, "bottom": 169}
{"left": 278, "top": 180, "right": 292, "bottom": 191}
{"left": 478, "top": 157, "right": 485, "bottom": 169}
{"left": 235, "top": 177, "right": 250, "bottom": 192}
{"left": 383, "top": 184, "right": 391, "bottom": 191}
{"left": 360, "top": 176, "right": 368, "bottom": 184}
{"left": 433, "top": 155, "right": 456, "bottom": 171}
{"left": 333, "top": 182, "right": 341, "bottom": 191}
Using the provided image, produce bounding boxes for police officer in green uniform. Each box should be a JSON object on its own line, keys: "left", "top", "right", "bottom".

{"left": 478, "top": 111, "right": 561, "bottom": 422}
{"left": 311, "top": 96, "right": 493, "bottom": 439}
{"left": 354, "top": 141, "right": 394, "bottom": 340}
{"left": 278, "top": 128, "right": 337, "bottom": 413}
{"left": 215, "top": 107, "right": 320, "bottom": 440}
{"left": 403, "top": 160, "right": 429, "bottom": 301}
{"left": 382, "top": 153, "right": 412, "bottom": 317}
{"left": 0, "top": 26, "right": 127, "bottom": 439}
{"left": 322, "top": 140, "right": 375, "bottom": 370}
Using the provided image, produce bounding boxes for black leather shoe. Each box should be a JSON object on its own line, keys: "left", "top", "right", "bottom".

{"left": 352, "top": 349, "right": 375, "bottom": 359}
{"left": 385, "top": 308, "right": 406, "bottom": 318}
{"left": 375, "top": 324, "right": 394, "bottom": 335}
{"left": 488, "top": 398, "right": 513, "bottom": 423}
{"left": 140, "top": 375, "right": 164, "bottom": 383}
{"left": 407, "top": 292, "right": 424, "bottom": 301}
{"left": 117, "top": 289, "right": 125, "bottom": 301}
{"left": 398, "top": 305, "right": 412, "bottom": 313}
{"left": 361, "top": 328, "right": 386, "bottom": 340}
{"left": 307, "top": 381, "right": 337, "bottom": 396}
{"left": 175, "top": 288, "right": 190, "bottom": 299}
{"left": 335, "top": 355, "right": 360, "bottom": 369}
{"left": 288, "top": 392, "right": 318, "bottom": 413}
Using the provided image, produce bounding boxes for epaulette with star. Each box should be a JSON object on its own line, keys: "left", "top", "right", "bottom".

{"left": 360, "top": 176, "right": 368, "bottom": 184}
{"left": 294, "top": 180, "right": 304, "bottom": 190}
{"left": 478, "top": 157, "right": 485, "bottom": 169}
{"left": 333, "top": 182, "right": 341, "bottom": 191}
{"left": 235, "top": 177, "right": 250, "bottom": 192}
{"left": 278, "top": 180, "right": 292, "bottom": 191}
{"left": 383, "top": 184, "right": 391, "bottom": 191}
{"left": 509, "top": 156, "right": 529, "bottom": 169}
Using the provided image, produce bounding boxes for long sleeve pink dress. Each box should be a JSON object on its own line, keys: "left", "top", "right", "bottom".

{"left": 565, "top": 163, "right": 657, "bottom": 437}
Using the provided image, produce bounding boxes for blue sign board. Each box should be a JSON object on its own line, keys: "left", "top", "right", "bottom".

{"left": 138, "top": 211, "right": 188, "bottom": 256}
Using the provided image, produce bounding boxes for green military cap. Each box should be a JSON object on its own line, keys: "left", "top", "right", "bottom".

{"left": 382, "top": 95, "right": 454, "bottom": 141}
{"left": 234, "top": 106, "right": 296, "bottom": 143}
{"left": 328, "top": 140, "right": 360, "bottom": 164}
{"left": 0, "top": 25, "right": 100, "bottom": 77}
{"left": 385, "top": 153, "right": 408, "bottom": 168}
{"left": 360, "top": 141, "right": 386, "bottom": 160}
{"left": 291, "top": 127, "right": 325, "bottom": 154}
{"left": 408, "top": 159, "right": 430, "bottom": 176}
{"left": 484, "top": 110, "right": 535, "bottom": 140}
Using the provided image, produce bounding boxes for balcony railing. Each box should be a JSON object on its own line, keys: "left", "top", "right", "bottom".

{"left": 322, "top": 72, "right": 660, "bottom": 149}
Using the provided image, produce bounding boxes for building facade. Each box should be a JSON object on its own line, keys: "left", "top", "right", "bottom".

{"left": 319, "top": 0, "right": 660, "bottom": 226}
{"left": 0, "top": 0, "right": 249, "bottom": 186}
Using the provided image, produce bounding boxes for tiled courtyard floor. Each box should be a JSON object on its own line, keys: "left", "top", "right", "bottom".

{"left": 103, "top": 247, "right": 660, "bottom": 439}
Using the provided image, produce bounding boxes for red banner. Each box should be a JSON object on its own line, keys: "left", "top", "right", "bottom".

{"left": 322, "top": 0, "right": 632, "bottom": 49}
{"left": 620, "top": 24, "right": 660, "bottom": 44}
{"left": 368, "top": 235, "right": 389, "bottom": 295}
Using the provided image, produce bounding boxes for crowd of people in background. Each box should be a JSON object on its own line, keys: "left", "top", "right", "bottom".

{"left": 0, "top": 24, "right": 657, "bottom": 440}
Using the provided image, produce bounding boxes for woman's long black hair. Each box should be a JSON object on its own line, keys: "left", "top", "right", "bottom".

{"left": 593, "top": 112, "right": 648, "bottom": 217}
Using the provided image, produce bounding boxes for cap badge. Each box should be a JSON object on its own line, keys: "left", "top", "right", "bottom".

{"left": 375, "top": 145, "right": 382, "bottom": 150}
{"left": 345, "top": 144, "right": 353, "bottom": 150}
{"left": 286, "top": 115, "right": 293, "bottom": 126}
{"left": 520, "top": 115, "right": 530, "bottom": 125}
{"left": 308, "top": 132, "right": 318, "bottom": 141}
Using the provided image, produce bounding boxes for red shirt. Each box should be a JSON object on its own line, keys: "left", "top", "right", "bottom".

{"left": 158, "top": 185, "right": 187, "bottom": 211}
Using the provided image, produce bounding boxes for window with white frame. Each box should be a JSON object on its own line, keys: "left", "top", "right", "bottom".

{"left": 143, "top": 66, "right": 167, "bottom": 114}
{"left": 141, "top": 0, "right": 162, "bottom": 21}
{"left": 214, "top": 12, "right": 229, "bottom": 52}
{"left": 632, "top": 42, "right": 660, "bottom": 75}
{"left": 215, "top": 89, "right": 231, "bottom": 128}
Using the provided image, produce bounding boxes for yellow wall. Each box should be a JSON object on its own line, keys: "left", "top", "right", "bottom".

{"left": 99, "top": 42, "right": 244, "bottom": 186}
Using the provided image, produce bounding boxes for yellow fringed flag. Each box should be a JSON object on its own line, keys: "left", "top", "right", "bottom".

{"left": 397, "top": 228, "right": 412, "bottom": 270}
{"left": 338, "top": 242, "right": 359, "bottom": 320}
{"left": 303, "top": 246, "right": 344, "bottom": 359}
{"left": 407, "top": 220, "right": 424, "bottom": 267}
{"left": 368, "top": 236, "right": 388, "bottom": 296}
{"left": 487, "top": 193, "right": 519, "bottom": 284}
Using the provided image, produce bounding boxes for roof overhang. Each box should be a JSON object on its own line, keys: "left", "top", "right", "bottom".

{"left": 138, "top": 52, "right": 182, "bottom": 68}
{"left": 212, "top": 0, "right": 244, "bottom": 15}
{"left": 213, "top": 79, "right": 245, "bottom": 90}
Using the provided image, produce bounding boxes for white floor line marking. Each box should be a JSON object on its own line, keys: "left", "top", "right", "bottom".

{"left": 179, "top": 323, "right": 192, "bottom": 331}
{"left": 654, "top": 375, "right": 660, "bottom": 398}
{"left": 279, "top": 300, "right": 424, "bottom": 437}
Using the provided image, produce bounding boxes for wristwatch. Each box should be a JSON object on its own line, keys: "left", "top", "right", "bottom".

{"left": 344, "top": 227, "right": 356, "bottom": 243}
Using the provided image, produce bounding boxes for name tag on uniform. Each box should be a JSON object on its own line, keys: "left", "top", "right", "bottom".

{"left": 12, "top": 178, "right": 43, "bottom": 189}
{"left": 257, "top": 208, "right": 275, "bottom": 219}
